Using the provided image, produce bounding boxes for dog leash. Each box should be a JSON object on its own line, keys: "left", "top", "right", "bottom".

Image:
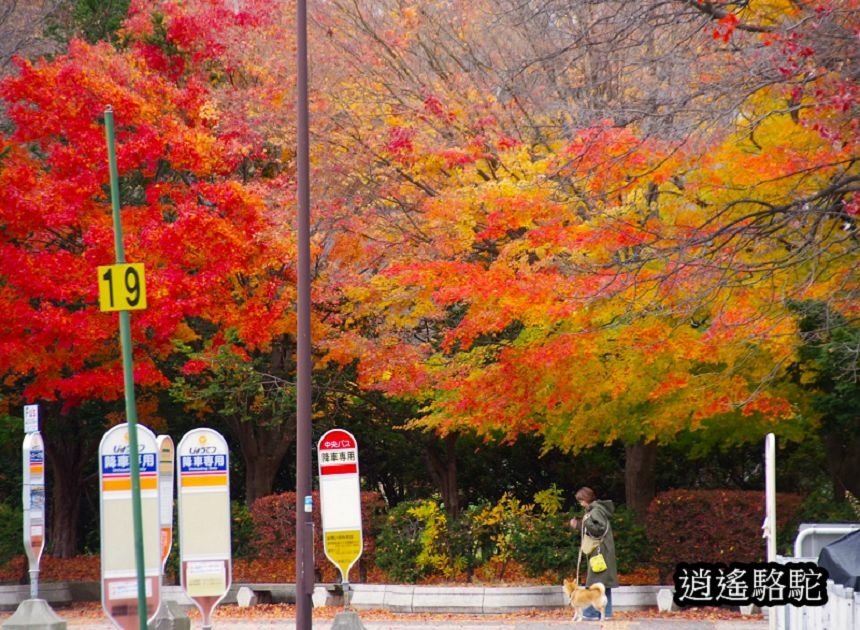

{"left": 575, "top": 517, "right": 584, "bottom": 585}
{"left": 575, "top": 545, "right": 583, "bottom": 585}
{"left": 576, "top": 516, "right": 590, "bottom": 585}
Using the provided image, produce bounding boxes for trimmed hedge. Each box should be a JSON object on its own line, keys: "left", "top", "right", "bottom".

{"left": 249, "top": 490, "right": 385, "bottom": 582}
{"left": 372, "top": 490, "right": 649, "bottom": 584}
{"left": 0, "top": 504, "right": 22, "bottom": 566}
{"left": 0, "top": 488, "right": 812, "bottom": 586}
{"left": 645, "top": 489, "right": 803, "bottom": 583}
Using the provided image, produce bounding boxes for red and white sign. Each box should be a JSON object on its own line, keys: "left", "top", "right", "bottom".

{"left": 318, "top": 429, "right": 362, "bottom": 583}
{"left": 319, "top": 429, "right": 358, "bottom": 476}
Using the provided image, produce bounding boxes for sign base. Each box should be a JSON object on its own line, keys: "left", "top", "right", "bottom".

{"left": 330, "top": 610, "right": 367, "bottom": 630}
{"left": 1, "top": 598, "right": 66, "bottom": 630}
{"left": 102, "top": 576, "right": 160, "bottom": 630}
{"left": 149, "top": 600, "right": 190, "bottom": 630}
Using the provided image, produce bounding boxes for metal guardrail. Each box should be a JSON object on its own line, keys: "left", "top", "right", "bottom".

{"left": 773, "top": 522, "right": 860, "bottom": 630}
{"left": 793, "top": 524, "right": 860, "bottom": 559}
{"left": 771, "top": 575, "right": 860, "bottom": 630}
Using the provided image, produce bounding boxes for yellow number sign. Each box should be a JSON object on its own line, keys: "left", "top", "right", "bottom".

{"left": 98, "top": 263, "right": 147, "bottom": 311}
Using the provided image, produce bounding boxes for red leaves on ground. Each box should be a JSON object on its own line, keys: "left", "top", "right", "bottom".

{"left": 0, "top": 554, "right": 101, "bottom": 583}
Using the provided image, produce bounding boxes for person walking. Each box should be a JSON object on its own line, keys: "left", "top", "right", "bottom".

{"left": 569, "top": 487, "right": 618, "bottom": 620}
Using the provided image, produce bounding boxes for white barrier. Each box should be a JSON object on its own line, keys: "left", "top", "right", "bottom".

{"left": 771, "top": 560, "right": 860, "bottom": 630}
{"left": 772, "top": 521, "right": 860, "bottom": 630}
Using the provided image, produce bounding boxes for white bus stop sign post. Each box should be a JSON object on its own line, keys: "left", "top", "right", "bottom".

{"left": 156, "top": 435, "right": 175, "bottom": 571}
{"left": 99, "top": 423, "right": 162, "bottom": 629}
{"left": 177, "top": 428, "right": 231, "bottom": 630}
{"left": 318, "top": 429, "right": 363, "bottom": 591}
{"left": 22, "top": 407, "right": 45, "bottom": 600}
{"left": 5, "top": 408, "right": 66, "bottom": 630}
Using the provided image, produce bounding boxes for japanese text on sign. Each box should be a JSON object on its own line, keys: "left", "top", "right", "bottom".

{"left": 321, "top": 437, "right": 355, "bottom": 449}
{"left": 24, "top": 405, "right": 38, "bottom": 433}
{"left": 180, "top": 454, "right": 228, "bottom": 473}
{"left": 320, "top": 451, "right": 356, "bottom": 463}
{"left": 102, "top": 453, "right": 157, "bottom": 474}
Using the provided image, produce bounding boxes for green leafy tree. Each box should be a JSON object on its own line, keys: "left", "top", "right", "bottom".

{"left": 790, "top": 300, "right": 860, "bottom": 500}
{"left": 170, "top": 331, "right": 297, "bottom": 506}
{"left": 46, "top": 0, "right": 131, "bottom": 45}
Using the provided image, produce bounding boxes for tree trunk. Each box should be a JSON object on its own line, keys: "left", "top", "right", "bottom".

{"left": 43, "top": 431, "right": 92, "bottom": 558}
{"left": 822, "top": 432, "right": 860, "bottom": 501}
{"left": 49, "top": 471, "right": 83, "bottom": 558}
{"left": 424, "top": 433, "right": 459, "bottom": 517}
{"left": 624, "top": 439, "right": 657, "bottom": 521}
{"left": 231, "top": 416, "right": 295, "bottom": 506}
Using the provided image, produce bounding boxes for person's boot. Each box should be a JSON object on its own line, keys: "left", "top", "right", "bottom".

{"left": 581, "top": 589, "right": 612, "bottom": 620}
{"left": 581, "top": 605, "right": 601, "bottom": 620}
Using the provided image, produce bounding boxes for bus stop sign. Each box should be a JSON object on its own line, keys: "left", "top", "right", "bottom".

{"left": 318, "top": 429, "right": 363, "bottom": 583}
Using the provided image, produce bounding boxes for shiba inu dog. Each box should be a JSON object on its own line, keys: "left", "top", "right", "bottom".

{"left": 563, "top": 578, "right": 607, "bottom": 621}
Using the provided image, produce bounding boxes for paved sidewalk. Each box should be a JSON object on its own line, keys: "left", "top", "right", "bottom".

{"left": 51, "top": 621, "right": 767, "bottom": 629}
{"left": 0, "top": 596, "right": 769, "bottom": 629}
{"left": 181, "top": 619, "right": 767, "bottom": 629}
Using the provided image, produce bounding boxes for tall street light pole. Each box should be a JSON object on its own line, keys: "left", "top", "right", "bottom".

{"left": 295, "top": 0, "right": 314, "bottom": 628}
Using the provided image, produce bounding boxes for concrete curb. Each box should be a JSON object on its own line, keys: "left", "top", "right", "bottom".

{"left": 347, "top": 584, "right": 662, "bottom": 614}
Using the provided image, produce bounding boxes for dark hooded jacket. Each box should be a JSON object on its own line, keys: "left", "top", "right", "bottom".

{"left": 582, "top": 499, "right": 619, "bottom": 588}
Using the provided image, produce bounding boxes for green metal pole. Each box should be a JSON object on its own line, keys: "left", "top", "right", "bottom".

{"left": 104, "top": 107, "right": 148, "bottom": 630}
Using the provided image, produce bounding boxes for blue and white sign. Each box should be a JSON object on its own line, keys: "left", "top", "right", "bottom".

{"left": 177, "top": 428, "right": 232, "bottom": 630}
{"left": 99, "top": 423, "right": 161, "bottom": 629}
{"left": 22, "top": 427, "right": 45, "bottom": 598}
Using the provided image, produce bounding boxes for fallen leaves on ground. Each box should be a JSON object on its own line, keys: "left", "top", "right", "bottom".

{"left": 0, "top": 555, "right": 102, "bottom": 583}
{"left": 44, "top": 602, "right": 763, "bottom": 623}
